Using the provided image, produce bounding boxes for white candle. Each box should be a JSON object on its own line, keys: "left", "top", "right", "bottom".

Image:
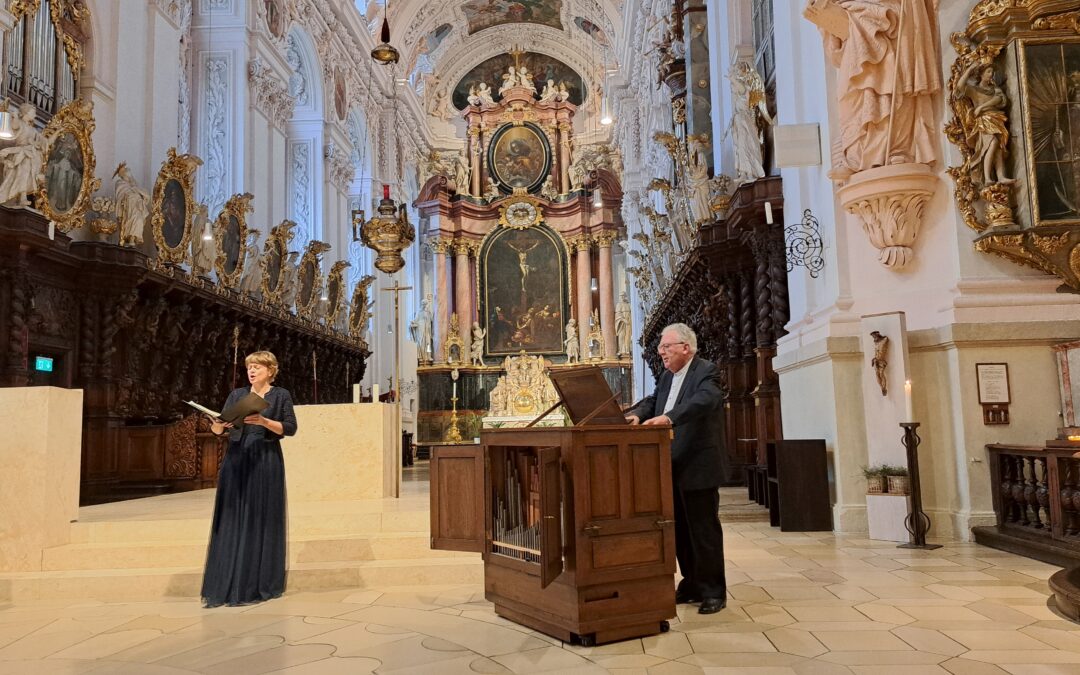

{"left": 764, "top": 201, "right": 774, "bottom": 225}
{"left": 372, "top": 383, "right": 380, "bottom": 400}
{"left": 904, "top": 379, "right": 913, "bottom": 422}
{"left": 352, "top": 383, "right": 360, "bottom": 404}
{"left": 452, "top": 380, "right": 457, "bottom": 400}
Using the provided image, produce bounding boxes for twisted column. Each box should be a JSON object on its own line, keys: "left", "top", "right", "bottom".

{"left": 595, "top": 231, "right": 617, "bottom": 360}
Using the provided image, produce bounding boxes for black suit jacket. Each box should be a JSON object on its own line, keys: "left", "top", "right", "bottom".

{"left": 630, "top": 356, "right": 724, "bottom": 491}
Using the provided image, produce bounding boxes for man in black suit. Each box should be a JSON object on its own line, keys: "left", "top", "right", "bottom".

{"left": 626, "top": 322, "right": 727, "bottom": 614}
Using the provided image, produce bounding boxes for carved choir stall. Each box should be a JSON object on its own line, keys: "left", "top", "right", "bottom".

{"left": 0, "top": 121, "right": 371, "bottom": 504}
{"left": 413, "top": 52, "right": 631, "bottom": 444}
{"left": 430, "top": 368, "right": 676, "bottom": 646}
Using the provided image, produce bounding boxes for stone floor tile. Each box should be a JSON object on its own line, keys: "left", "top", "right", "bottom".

{"left": 644, "top": 661, "right": 707, "bottom": 674}
{"left": 0, "top": 659, "right": 101, "bottom": 675}
{"left": 853, "top": 604, "right": 915, "bottom": 625}
{"left": 818, "top": 651, "right": 947, "bottom": 666}
{"left": 641, "top": 632, "right": 692, "bottom": 660}
{"left": 685, "top": 631, "right": 777, "bottom": 653}
{"left": 51, "top": 629, "right": 163, "bottom": 660}
{"left": 201, "top": 643, "right": 337, "bottom": 674}
{"left": 961, "top": 651, "right": 1080, "bottom": 664}
{"left": 787, "top": 607, "right": 870, "bottom": 623}
{"left": 849, "top": 666, "right": 951, "bottom": 675}
{"left": 237, "top": 615, "right": 353, "bottom": 642}
{"left": 155, "top": 635, "right": 285, "bottom": 670}
{"left": 490, "top": 645, "right": 603, "bottom": 673}
{"left": 1020, "top": 626, "right": 1080, "bottom": 652}
{"left": 765, "top": 627, "right": 828, "bottom": 657}
{"left": 939, "top": 658, "right": 1010, "bottom": 675}
{"left": 943, "top": 630, "right": 1055, "bottom": 651}
{"left": 891, "top": 625, "right": 968, "bottom": 656}
{"left": 675, "top": 652, "right": 803, "bottom": 667}
{"left": 1000, "top": 666, "right": 1080, "bottom": 675}
{"left": 267, "top": 655, "right": 381, "bottom": 674}
{"left": 812, "top": 631, "right": 912, "bottom": 651}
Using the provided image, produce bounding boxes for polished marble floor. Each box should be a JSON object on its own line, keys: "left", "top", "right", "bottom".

{"left": 1, "top": 483, "right": 1077, "bottom": 673}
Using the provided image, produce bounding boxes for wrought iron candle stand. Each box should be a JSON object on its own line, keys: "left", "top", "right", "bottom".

{"left": 898, "top": 422, "right": 941, "bottom": 550}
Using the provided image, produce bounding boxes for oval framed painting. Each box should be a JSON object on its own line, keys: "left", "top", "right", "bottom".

{"left": 36, "top": 99, "right": 99, "bottom": 234}
{"left": 487, "top": 122, "right": 551, "bottom": 194}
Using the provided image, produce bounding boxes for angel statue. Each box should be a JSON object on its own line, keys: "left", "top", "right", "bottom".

{"left": 469, "top": 82, "right": 495, "bottom": 106}
{"left": 189, "top": 204, "right": 215, "bottom": 277}
{"left": 725, "top": 61, "right": 773, "bottom": 184}
{"left": 114, "top": 162, "right": 152, "bottom": 246}
{"left": 556, "top": 82, "right": 570, "bottom": 102}
{"left": 499, "top": 66, "right": 519, "bottom": 94}
{"left": 539, "top": 79, "right": 559, "bottom": 103}
{"left": 517, "top": 65, "right": 536, "bottom": 93}
{"left": 0, "top": 102, "right": 46, "bottom": 206}
{"left": 564, "top": 318, "right": 580, "bottom": 364}
{"left": 469, "top": 322, "right": 485, "bottom": 366}
{"left": 953, "top": 60, "right": 1014, "bottom": 187}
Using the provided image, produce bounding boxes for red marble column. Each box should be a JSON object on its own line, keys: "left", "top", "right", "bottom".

{"left": 595, "top": 232, "right": 617, "bottom": 360}
{"left": 454, "top": 240, "right": 474, "bottom": 355}
{"left": 573, "top": 235, "right": 593, "bottom": 357}
{"left": 432, "top": 238, "right": 451, "bottom": 364}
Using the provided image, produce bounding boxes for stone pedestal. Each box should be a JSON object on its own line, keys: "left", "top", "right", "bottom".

{"left": 866, "top": 494, "right": 912, "bottom": 543}
{"left": 283, "top": 402, "right": 397, "bottom": 501}
{"left": 0, "top": 387, "right": 82, "bottom": 571}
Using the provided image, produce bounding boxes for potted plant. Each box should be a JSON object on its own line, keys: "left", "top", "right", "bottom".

{"left": 884, "top": 465, "right": 910, "bottom": 495}
{"left": 862, "top": 465, "right": 886, "bottom": 494}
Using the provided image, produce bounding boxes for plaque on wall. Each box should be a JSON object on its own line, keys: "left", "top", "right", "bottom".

{"left": 487, "top": 122, "right": 551, "bottom": 194}
{"left": 977, "top": 362, "right": 1010, "bottom": 425}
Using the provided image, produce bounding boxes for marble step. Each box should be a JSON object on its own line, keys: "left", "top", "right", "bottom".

{"left": 69, "top": 509, "right": 431, "bottom": 544}
{"left": 42, "top": 533, "right": 471, "bottom": 571}
{"left": 0, "top": 557, "right": 484, "bottom": 603}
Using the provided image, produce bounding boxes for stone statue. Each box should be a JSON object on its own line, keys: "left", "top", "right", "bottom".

{"left": 280, "top": 251, "right": 301, "bottom": 309}
{"left": 953, "top": 60, "right": 1014, "bottom": 187}
{"left": 539, "top": 79, "right": 559, "bottom": 103}
{"left": 686, "top": 134, "right": 714, "bottom": 224}
{"left": 427, "top": 85, "right": 452, "bottom": 122}
{"left": 454, "top": 148, "right": 471, "bottom": 196}
{"left": 484, "top": 181, "right": 502, "bottom": 201}
{"left": 556, "top": 82, "right": 570, "bottom": 102}
{"left": 470, "top": 322, "right": 485, "bottom": 366}
{"left": 114, "top": 162, "right": 152, "bottom": 246}
{"left": 564, "top": 318, "right": 580, "bottom": 364}
{"left": 726, "top": 61, "right": 773, "bottom": 184}
{"left": 468, "top": 82, "right": 495, "bottom": 107}
{"left": 568, "top": 162, "right": 586, "bottom": 192}
{"left": 409, "top": 293, "right": 434, "bottom": 361}
{"left": 804, "top": 0, "right": 942, "bottom": 175}
{"left": 0, "top": 102, "right": 46, "bottom": 206}
{"left": 189, "top": 204, "right": 214, "bottom": 277}
{"left": 238, "top": 230, "right": 263, "bottom": 296}
{"left": 870, "top": 330, "right": 890, "bottom": 396}
{"left": 615, "top": 291, "right": 632, "bottom": 357}
{"left": 540, "top": 175, "right": 558, "bottom": 200}
{"left": 499, "top": 66, "right": 518, "bottom": 94}
{"left": 517, "top": 65, "right": 535, "bottom": 93}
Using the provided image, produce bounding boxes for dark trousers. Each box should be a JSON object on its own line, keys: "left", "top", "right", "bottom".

{"left": 673, "top": 486, "right": 727, "bottom": 600}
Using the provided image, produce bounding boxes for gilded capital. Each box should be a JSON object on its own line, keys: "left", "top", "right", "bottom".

{"left": 429, "top": 237, "right": 453, "bottom": 255}
{"left": 593, "top": 231, "right": 618, "bottom": 248}
{"left": 567, "top": 234, "right": 592, "bottom": 253}
{"left": 452, "top": 239, "right": 477, "bottom": 257}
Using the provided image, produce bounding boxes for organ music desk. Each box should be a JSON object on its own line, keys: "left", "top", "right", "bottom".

{"left": 430, "top": 367, "right": 677, "bottom": 645}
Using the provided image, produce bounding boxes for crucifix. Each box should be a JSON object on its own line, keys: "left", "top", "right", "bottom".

{"left": 381, "top": 280, "right": 412, "bottom": 497}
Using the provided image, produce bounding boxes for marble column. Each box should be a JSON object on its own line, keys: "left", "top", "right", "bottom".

{"left": 573, "top": 235, "right": 593, "bottom": 356}
{"left": 454, "top": 240, "right": 474, "bottom": 356}
{"left": 595, "top": 232, "right": 617, "bottom": 360}
{"left": 432, "top": 238, "right": 452, "bottom": 364}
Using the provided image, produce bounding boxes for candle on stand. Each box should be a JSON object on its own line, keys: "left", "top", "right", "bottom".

{"left": 904, "top": 379, "right": 914, "bottom": 422}
{"left": 352, "top": 383, "right": 360, "bottom": 404}
{"left": 372, "top": 383, "right": 380, "bottom": 400}
{"left": 764, "top": 201, "right": 774, "bottom": 225}
{"left": 382, "top": 184, "right": 390, "bottom": 200}
{"left": 452, "top": 379, "right": 457, "bottom": 400}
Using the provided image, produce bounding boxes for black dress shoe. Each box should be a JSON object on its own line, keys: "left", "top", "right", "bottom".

{"left": 698, "top": 598, "right": 726, "bottom": 614}
{"left": 675, "top": 589, "right": 701, "bottom": 604}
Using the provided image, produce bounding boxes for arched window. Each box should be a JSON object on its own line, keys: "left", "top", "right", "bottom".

{"left": 4, "top": 0, "right": 88, "bottom": 119}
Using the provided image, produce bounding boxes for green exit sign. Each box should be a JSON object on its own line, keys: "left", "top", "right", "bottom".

{"left": 34, "top": 356, "right": 53, "bottom": 372}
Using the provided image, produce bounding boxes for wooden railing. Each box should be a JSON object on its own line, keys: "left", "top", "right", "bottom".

{"left": 986, "top": 444, "right": 1080, "bottom": 548}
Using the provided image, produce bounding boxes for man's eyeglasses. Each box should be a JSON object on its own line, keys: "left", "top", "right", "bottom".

{"left": 657, "top": 341, "right": 687, "bottom": 352}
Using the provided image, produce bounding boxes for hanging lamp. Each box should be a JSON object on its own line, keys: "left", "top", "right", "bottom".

{"left": 371, "top": 0, "right": 399, "bottom": 65}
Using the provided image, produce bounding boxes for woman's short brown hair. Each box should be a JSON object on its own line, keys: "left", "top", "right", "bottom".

{"left": 244, "top": 350, "right": 279, "bottom": 382}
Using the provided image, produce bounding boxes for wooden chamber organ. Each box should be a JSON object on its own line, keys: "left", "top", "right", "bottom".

{"left": 430, "top": 369, "right": 677, "bottom": 645}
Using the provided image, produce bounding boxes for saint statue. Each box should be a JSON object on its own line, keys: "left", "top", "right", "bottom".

{"left": 615, "top": 291, "right": 632, "bottom": 357}
{"left": 686, "top": 134, "right": 714, "bottom": 224}
{"left": 239, "top": 231, "right": 263, "bottom": 297}
{"left": 189, "top": 204, "right": 214, "bottom": 277}
{"left": 556, "top": 82, "right": 570, "bottom": 102}
{"left": 114, "top": 162, "right": 152, "bottom": 247}
{"left": 280, "top": 251, "right": 301, "bottom": 309}
{"left": 409, "top": 293, "right": 434, "bottom": 361}
{"left": 0, "top": 102, "right": 46, "bottom": 206}
{"left": 469, "top": 322, "right": 485, "bottom": 366}
{"left": 953, "top": 60, "right": 1014, "bottom": 187}
{"left": 804, "top": 0, "right": 942, "bottom": 175}
{"left": 726, "top": 61, "right": 773, "bottom": 185}
{"left": 539, "top": 79, "right": 559, "bottom": 103}
{"left": 454, "top": 148, "right": 471, "bottom": 197}
{"left": 564, "top": 318, "right": 580, "bottom": 364}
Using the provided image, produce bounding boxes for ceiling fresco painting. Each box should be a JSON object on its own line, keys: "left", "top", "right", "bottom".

{"left": 461, "top": 0, "right": 564, "bottom": 35}
{"left": 452, "top": 51, "right": 585, "bottom": 110}
{"left": 573, "top": 16, "right": 608, "bottom": 46}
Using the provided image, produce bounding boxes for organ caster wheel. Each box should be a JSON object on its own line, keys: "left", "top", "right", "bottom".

{"left": 579, "top": 634, "right": 595, "bottom": 647}
{"left": 660, "top": 620, "right": 670, "bottom": 633}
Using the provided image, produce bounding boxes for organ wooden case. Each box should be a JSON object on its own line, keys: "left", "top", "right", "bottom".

{"left": 430, "top": 371, "right": 677, "bottom": 645}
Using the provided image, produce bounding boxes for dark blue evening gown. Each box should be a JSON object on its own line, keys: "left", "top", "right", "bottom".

{"left": 201, "top": 386, "right": 297, "bottom": 607}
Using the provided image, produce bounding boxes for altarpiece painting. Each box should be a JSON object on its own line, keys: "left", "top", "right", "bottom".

{"left": 480, "top": 223, "right": 569, "bottom": 356}
{"left": 1022, "top": 41, "right": 1080, "bottom": 225}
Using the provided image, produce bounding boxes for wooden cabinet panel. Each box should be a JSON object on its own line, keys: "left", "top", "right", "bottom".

{"left": 430, "top": 444, "right": 485, "bottom": 552}
{"left": 586, "top": 444, "right": 619, "bottom": 519}
{"left": 629, "top": 444, "right": 662, "bottom": 515}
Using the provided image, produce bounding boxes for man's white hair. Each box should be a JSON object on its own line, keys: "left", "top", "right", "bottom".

{"left": 661, "top": 323, "right": 697, "bottom": 354}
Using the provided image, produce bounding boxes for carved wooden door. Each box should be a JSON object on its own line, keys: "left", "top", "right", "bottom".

{"left": 429, "top": 444, "right": 485, "bottom": 552}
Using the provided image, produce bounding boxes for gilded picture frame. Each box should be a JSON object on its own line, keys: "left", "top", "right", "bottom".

{"left": 487, "top": 122, "right": 552, "bottom": 194}
{"left": 36, "top": 99, "right": 99, "bottom": 233}
{"left": 324, "top": 260, "right": 351, "bottom": 328}
{"left": 151, "top": 148, "right": 203, "bottom": 264}
{"left": 260, "top": 219, "right": 296, "bottom": 305}
{"left": 349, "top": 274, "right": 376, "bottom": 344}
{"left": 296, "top": 240, "right": 331, "bottom": 320}
{"left": 213, "top": 192, "right": 255, "bottom": 289}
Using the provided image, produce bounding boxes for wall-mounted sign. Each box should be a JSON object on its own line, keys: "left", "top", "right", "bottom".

{"left": 977, "top": 362, "right": 1010, "bottom": 425}
{"left": 34, "top": 356, "right": 54, "bottom": 372}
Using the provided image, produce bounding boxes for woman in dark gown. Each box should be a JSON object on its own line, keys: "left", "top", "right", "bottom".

{"left": 202, "top": 350, "right": 297, "bottom": 607}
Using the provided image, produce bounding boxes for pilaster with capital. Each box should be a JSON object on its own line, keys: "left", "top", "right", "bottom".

{"left": 430, "top": 237, "right": 453, "bottom": 364}
{"left": 558, "top": 122, "right": 572, "bottom": 194}
{"left": 568, "top": 234, "right": 593, "bottom": 356}
{"left": 594, "top": 231, "right": 618, "bottom": 360}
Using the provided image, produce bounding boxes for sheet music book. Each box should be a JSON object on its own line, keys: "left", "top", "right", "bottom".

{"left": 185, "top": 392, "right": 268, "bottom": 425}
{"left": 803, "top": 0, "right": 849, "bottom": 40}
